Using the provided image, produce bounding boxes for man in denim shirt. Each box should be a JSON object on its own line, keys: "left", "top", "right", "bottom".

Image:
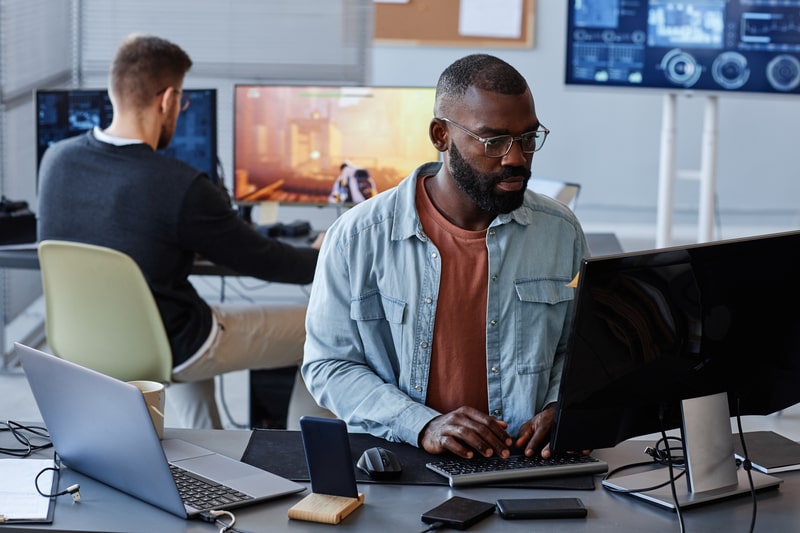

{"left": 302, "top": 54, "right": 589, "bottom": 460}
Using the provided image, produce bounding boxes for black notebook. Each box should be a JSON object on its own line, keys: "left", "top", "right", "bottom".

{"left": 733, "top": 431, "right": 800, "bottom": 474}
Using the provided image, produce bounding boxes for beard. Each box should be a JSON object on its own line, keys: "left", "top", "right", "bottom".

{"left": 448, "top": 142, "right": 530, "bottom": 214}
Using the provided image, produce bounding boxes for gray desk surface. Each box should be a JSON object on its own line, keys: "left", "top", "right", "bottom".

{"left": 5, "top": 427, "right": 800, "bottom": 532}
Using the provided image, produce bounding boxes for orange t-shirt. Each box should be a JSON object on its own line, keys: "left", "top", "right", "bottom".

{"left": 416, "top": 178, "right": 489, "bottom": 414}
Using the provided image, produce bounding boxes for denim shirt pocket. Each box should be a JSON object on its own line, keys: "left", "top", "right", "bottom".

{"left": 350, "top": 290, "right": 405, "bottom": 322}
{"left": 350, "top": 291, "right": 406, "bottom": 361}
{"left": 514, "top": 278, "right": 575, "bottom": 374}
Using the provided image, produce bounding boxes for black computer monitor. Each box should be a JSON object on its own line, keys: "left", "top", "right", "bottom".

{"left": 35, "top": 88, "right": 219, "bottom": 183}
{"left": 566, "top": 1, "right": 800, "bottom": 95}
{"left": 232, "top": 84, "right": 438, "bottom": 205}
{"left": 551, "top": 229, "right": 800, "bottom": 508}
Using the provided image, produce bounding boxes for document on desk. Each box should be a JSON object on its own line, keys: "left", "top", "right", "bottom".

{"left": 0, "top": 458, "right": 56, "bottom": 523}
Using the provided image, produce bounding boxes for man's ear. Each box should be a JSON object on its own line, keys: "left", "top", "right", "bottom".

{"left": 429, "top": 118, "right": 449, "bottom": 153}
{"left": 157, "top": 87, "right": 176, "bottom": 115}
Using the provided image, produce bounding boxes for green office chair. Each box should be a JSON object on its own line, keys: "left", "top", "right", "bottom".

{"left": 37, "top": 240, "right": 173, "bottom": 384}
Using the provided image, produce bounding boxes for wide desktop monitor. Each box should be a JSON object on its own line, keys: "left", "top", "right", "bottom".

{"left": 35, "top": 88, "right": 219, "bottom": 183}
{"left": 551, "top": 229, "right": 800, "bottom": 508}
{"left": 232, "top": 85, "right": 438, "bottom": 205}
{"left": 566, "top": 1, "right": 800, "bottom": 95}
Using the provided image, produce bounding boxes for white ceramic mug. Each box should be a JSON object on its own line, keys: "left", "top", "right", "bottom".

{"left": 128, "top": 380, "right": 166, "bottom": 439}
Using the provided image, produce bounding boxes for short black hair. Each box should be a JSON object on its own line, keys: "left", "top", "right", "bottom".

{"left": 434, "top": 54, "right": 528, "bottom": 116}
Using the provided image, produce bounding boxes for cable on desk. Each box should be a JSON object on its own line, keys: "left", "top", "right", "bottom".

{"left": 0, "top": 420, "right": 52, "bottom": 457}
{"left": 734, "top": 399, "right": 758, "bottom": 533}
{"left": 35, "top": 453, "right": 81, "bottom": 502}
{"left": 200, "top": 509, "right": 256, "bottom": 533}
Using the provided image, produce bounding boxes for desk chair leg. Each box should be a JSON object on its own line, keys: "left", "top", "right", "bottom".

{"left": 166, "top": 378, "right": 223, "bottom": 429}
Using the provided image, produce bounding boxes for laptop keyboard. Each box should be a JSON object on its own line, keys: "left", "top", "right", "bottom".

{"left": 170, "top": 464, "right": 253, "bottom": 511}
{"left": 426, "top": 453, "right": 608, "bottom": 487}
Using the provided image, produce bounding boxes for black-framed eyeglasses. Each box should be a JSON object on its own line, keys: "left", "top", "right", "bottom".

{"left": 155, "top": 87, "right": 190, "bottom": 112}
{"left": 438, "top": 117, "right": 549, "bottom": 157}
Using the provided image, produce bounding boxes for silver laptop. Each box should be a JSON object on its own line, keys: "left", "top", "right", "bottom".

{"left": 528, "top": 178, "right": 581, "bottom": 211}
{"left": 16, "top": 342, "right": 305, "bottom": 518}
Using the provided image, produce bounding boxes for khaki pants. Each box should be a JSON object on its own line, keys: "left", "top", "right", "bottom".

{"left": 169, "top": 303, "right": 331, "bottom": 429}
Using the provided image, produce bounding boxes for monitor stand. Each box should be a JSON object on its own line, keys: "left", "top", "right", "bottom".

{"left": 602, "top": 392, "right": 783, "bottom": 510}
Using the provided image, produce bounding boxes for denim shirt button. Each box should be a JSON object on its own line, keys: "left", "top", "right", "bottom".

{"left": 425, "top": 297, "right": 433, "bottom": 304}
{"left": 420, "top": 341, "right": 429, "bottom": 348}
{"left": 491, "top": 274, "right": 498, "bottom": 282}
{"left": 415, "top": 385, "right": 422, "bottom": 392}
{"left": 491, "top": 366, "right": 499, "bottom": 373}
{"left": 488, "top": 229, "right": 496, "bottom": 237}
{"left": 491, "top": 409, "right": 502, "bottom": 417}
{"left": 490, "top": 319, "right": 497, "bottom": 326}
{"left": 431, "top": 252, "right": 438, "bottom": 259}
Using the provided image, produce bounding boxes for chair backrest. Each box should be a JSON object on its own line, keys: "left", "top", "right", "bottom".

{"left": 37, "top": 240, "right": 172, "bottom": 383}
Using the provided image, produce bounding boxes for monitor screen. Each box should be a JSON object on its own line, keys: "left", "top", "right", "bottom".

{"left": 566, "top": 1, "right": 800, "bottom": 95}
{"left": 550, "top": 230, "right": 800, "bottom": 506}
{"left": 35, "top": 88, "right": 219, "bottom": 183}
{"left": 552, "top": 229, "right": 800, "bottom": 454}
{"left": 232, "top": 85, "right": 439, "bottom": 205}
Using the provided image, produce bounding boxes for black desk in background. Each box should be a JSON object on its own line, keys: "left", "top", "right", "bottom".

{"left": 0, "top": 245, "right": 241, "bottom": 277}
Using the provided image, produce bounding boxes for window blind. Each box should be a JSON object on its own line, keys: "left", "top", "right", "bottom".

{"left": 80, "top": 0, "right": 372, "bottom": 84}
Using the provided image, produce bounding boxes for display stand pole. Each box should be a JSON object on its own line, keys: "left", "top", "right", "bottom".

{"left": 656, "top": 94, "right": 719, "bottom": 248}
{"left": 697, "top": 96, "right": 718, "bottom": 244}
{"left": 656, "top": 93, "right": 677, "bottom": 248}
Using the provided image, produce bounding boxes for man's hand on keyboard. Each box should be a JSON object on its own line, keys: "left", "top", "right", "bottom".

{"left": 515, "top": 404, "right": 592, "bottom": 459}
{"left": 419, "top": 406, "right": 513, "bottom": 459}
{"left": 515, "top": 403, "right": 557, "bottom": 458}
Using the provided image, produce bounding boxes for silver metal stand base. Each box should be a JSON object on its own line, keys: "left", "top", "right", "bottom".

{"left": 602, "top": 468, "right": 782, "bottom": 510}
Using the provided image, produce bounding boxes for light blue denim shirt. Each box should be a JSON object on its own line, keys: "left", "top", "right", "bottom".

{"left": 303, "top": 162, "right": 589, "bottom": 446}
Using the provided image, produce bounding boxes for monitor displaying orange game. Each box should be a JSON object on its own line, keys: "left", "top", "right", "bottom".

{"left": 233, "top": 85, "right": 439, "bottom": 205}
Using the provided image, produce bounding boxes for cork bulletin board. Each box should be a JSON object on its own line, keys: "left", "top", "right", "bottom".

{"left": 374, "top": 0, "right": 535, "bottom": 48}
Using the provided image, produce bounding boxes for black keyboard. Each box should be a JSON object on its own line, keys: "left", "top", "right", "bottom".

{"left": 426, "top": 453, "right": 608, "bottom": 487}
{"left": 169, "top": 464, "right": 253, "bottom": 511}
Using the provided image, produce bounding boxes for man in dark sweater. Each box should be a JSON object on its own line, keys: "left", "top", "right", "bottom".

{"left": 37, "top": 33, "right": 325, "bottom": 428}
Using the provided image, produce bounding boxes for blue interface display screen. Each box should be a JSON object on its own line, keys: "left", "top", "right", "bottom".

{"left": 566, "top": 0, "right": 800, "bottom": 94}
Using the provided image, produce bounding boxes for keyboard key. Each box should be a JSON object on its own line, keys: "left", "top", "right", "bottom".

{"left": 170, "top": 464, "right": 253, "bottom": 511}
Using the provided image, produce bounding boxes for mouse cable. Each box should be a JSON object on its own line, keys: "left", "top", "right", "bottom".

{"left": 419, "top": 521, "right": 446, "bottom": 533}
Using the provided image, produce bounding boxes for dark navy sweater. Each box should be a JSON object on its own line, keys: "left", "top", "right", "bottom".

{"left": 37, "top": 130, "right": 318, "bottom": 366}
